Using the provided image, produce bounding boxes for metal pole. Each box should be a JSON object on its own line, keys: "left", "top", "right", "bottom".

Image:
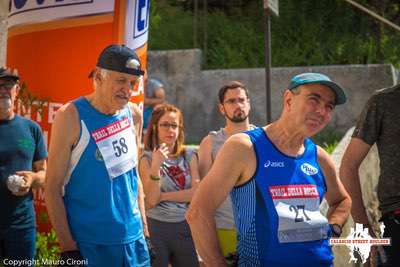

{"left": 203, "top": 0, "right": 208, "bottom": 64}
{"left": 264, "top": 7, "right": 272, "bottom": 123}
{"left": 344, "top": 0, "right": 400, "bottom": 32}
{"left": 193, "top": 0, "right": 198, "bottom": 47}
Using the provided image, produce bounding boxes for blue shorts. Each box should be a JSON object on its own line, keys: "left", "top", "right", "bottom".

{"left": 0, "top": 226, "right": 36, "bottom": 267}
{"left": 78, "top": 237, "right": 150, "bottom": 267}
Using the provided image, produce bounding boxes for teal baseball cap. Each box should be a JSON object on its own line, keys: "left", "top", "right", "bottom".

{"left": 288, "top": 73, "right": 347, "bottom": 105}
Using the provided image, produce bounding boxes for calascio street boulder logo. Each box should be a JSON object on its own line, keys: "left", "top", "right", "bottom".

{"left": 329, "top": 223, "right": 391, "bottom": 264}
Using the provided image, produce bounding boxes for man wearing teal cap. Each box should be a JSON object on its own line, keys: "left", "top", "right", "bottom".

{"left": 187, "top": 72, "right": 351, "bottom": 267}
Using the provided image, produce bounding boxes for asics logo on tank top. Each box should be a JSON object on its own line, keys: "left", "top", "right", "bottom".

{"left": 300, "top": 163, "right": 318, "bottom": 175}
{"left": 264, "top": 160, "right": 285, "bottom": 168}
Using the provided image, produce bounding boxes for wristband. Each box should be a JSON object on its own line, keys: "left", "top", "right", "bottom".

{"left": 150, "top": 174, "right": 161, "bottom": 181}
{"left": 329, "top": 223, "right": 342, "bottom": 237}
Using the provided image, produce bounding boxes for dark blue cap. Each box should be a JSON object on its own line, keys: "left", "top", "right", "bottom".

{"left": 0, "top": 68, "right": 19, "bottom": 81}
{"left": 96, "top": 44, "right": 144, "bottom": 76}
{"left": 288, "top": 73, "right": 347, "bottom": 105}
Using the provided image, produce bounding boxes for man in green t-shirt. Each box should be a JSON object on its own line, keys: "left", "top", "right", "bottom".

{"left": 0, "top": 68, "right": 47, "bottom": 266}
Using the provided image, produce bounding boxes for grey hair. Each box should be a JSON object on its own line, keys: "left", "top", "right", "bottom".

{"left": 93, "top": 67, "right": 111, "bottom": 89}
{"left": 98, "top": 67, "right": 111, "bottom": 79}
{"left": 290, "top": 86, "right": 301, "bottom": 95}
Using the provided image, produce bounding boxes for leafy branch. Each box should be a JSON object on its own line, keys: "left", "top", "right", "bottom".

{"left": 16, "top": 82, "right": 49, "bottom": 117}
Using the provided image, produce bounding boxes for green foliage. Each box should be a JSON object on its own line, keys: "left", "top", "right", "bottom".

{"left": 322, "top": 140, "right": 339, "bottom": 155}
{"left": 312, "top": 127, "right": 343, "bottom": 154}
{"left": 35, "top": 230, "right": 60, "bottom": 267}
{"left": 149, "top": 0, "right": 400, "bottom": 69}
{"left": 149, "top": 1, "right": 196, "bottom": 50}
{"left": 16, "top": 82, "right": 49, "bottom": 117}
{"left": 205, "top": 12, "right": 265, "bottom": 68}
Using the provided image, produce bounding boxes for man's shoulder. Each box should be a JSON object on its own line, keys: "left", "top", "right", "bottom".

{"left": 14, "top": 115, "right": 41, "bottom": 129}
{"left": 373, "top": 84, "right": 400, "bottom": 99}
{"left": 208, "top": 128, "right": 222, "bottom": 136}
{"left": 358, "top": 84, "right": 400, "bottom": 114}
{"left": 225, "top": 132, "right": 253, "bottom": 149}
{"left": 52, "top": 102, "right": 79, "bottom": 129}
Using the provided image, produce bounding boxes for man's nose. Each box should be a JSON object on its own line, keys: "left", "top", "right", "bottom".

{"left": 120, "top": 83, "right": 134, "bottom": 94}
{"left": 316, "top": 103, "right": 331, "bottom": 116}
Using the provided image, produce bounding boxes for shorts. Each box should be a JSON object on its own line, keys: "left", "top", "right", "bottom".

{"left": 78, "top": 237, "right": 150, "bottom": 267}
{"left": 0, "top": 226, "right": 36, "bottom": 267}
{"left": 217, "top": 228, "right": 237, "bottom": 257}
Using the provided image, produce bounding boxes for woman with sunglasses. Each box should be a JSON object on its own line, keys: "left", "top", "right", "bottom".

{"left": 139, "top": 103, "right": 200, "bottom": 267}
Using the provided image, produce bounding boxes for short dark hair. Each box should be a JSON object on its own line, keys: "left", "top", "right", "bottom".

{"left": 218, "top": 81, "right": 249, "bottom": 104}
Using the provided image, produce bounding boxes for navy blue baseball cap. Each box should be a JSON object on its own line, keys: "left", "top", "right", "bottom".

{"left": 288, "top": 73, "right": 347, "bottom": 105}
{"left": 0, "top": 68, "right": 19, "bottom": 81}
{"left": 96, "top": 44, "right": 145, "bottom": 76}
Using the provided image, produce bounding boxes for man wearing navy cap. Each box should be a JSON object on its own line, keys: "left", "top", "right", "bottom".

{"left": 0, "top": 67, "right": 47, "bottom": 267}
{"left": 187, "top": 73, "right": 351, "bottom": 267}
{"left": 45, "top": 45, "right": 150, "bottom": 267}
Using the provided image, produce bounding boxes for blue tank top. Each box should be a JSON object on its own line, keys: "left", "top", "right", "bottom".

{"left": 63, "top": 97, "right": 143, "bottom": 245}
{"left": 231, "top": 127, "right": 333, "bottom": 267}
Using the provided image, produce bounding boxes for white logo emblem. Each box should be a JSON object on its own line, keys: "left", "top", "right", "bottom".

{"left": 330, "top": 223, "right": 391, "bottom": 264}
{"left": 126, "top": 58, "right": 141, "bottom": 70}
{"left": 300, "top": 163, "right": 318, "bottom": 175}
{"left": 264, "top": 160, "right": 285, "bottom": 168}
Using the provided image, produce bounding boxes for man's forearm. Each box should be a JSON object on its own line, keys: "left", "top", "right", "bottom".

{"left": 327, "top": 197, "right": 352, "bottom": 226}
{"left": 44, "top": 190, "right": 77, "bottom": 251}
{"left": 137, "top": 178, "right": 149, "bottom": 236}
{"left": 340, "top": 167, "right": 370, "bottom": 224}
{"left": 32, "top": 170, "right": 46, "bottom": 188}
{"left": 187, "top": 209, "right": 226, "bottom": 267}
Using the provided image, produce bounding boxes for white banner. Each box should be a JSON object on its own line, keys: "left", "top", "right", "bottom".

{"left": 124, "top": 0, "right": 149, "bottom": 50}
{"left": 8, "top": 0, "right": 115, "bottom": 28}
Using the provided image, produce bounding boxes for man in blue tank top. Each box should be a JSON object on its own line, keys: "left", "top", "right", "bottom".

{"left": 188, "top": 73, "right": 352, "bottom": 267}
{"left": 45, "top": 45, "right": 150, "bottom": 267}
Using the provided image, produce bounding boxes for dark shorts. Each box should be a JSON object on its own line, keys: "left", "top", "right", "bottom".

{"left": 0, "top": 226, "right": 36, "bottom": 267}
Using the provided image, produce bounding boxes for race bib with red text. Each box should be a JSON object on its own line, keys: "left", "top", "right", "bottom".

{"left": 91, "top": 117, "right": 136, "bottom": 179}
{"left": 269, "top": 184, "right": 329, "bottom": 243}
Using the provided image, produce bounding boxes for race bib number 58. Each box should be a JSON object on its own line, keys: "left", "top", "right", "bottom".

{"left": 92, "top": 117, "right": 137, "bottom": 179}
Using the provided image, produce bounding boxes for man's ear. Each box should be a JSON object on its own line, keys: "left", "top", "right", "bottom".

{"left": 94, "top": 70, "right": 102, "bottom": 83}
{"left": 218, "top": 103, "right": 225, "bottom": 115}
{"left": 15, "top": 84, "right": 20, "bottom": 94}
{"left": 283, "top": 89, "right": 293, "bottom": 110}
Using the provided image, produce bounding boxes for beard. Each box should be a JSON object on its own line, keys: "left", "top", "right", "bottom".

{"left": 0, "top": 98, "right": 12, "bottom": 109}
{"left": 225, "top": 110, "right": 249, "bottom": 123}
